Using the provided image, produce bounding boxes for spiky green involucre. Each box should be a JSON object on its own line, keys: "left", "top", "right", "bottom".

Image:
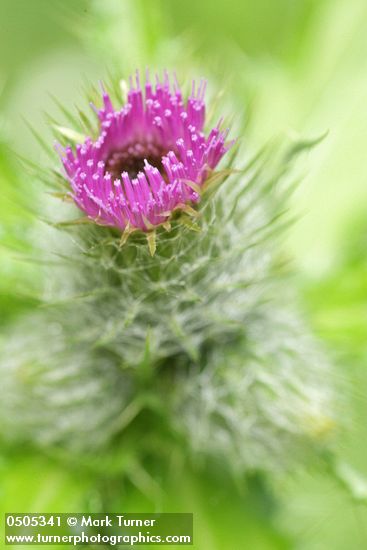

{"left": 0, "top": 81, "right": 336, "bottom": 482}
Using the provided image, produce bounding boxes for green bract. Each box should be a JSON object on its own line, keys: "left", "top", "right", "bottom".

{"left": 0, "top": 94, "right": 336, "bottom": 479}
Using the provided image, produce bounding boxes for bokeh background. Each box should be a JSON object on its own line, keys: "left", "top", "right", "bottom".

{"left": 1, "top": 0, "right": 367, "bottom": 548}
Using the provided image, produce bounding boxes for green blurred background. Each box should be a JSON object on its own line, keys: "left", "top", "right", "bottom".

{"left": 1, "top": 0, "right": 367, "bottom": 548}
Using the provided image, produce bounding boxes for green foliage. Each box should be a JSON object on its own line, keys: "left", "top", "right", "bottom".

{"left": 2, "top": 1, "right": 366, "bottom": 547}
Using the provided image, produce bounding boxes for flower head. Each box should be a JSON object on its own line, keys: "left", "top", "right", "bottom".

{"left": 58, "top": 71, "right": 233, "bottom": 234}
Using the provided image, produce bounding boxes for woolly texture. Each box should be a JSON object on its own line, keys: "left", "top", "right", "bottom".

{"left": 0, "top": 76, "right": 335, "bottom": 480}
{"left": 58, "top": 72, "right": 232, "bottom": 233}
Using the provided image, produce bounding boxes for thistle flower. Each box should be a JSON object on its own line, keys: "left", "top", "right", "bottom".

{"left": 58, "top": 71, "right": 233, "bottom": 235}
{"left": 0, "top": 67, "right": 336, "bottom": 490}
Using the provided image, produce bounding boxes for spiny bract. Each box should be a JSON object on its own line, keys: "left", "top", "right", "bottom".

{"left": 0, "top": 72, "right": 336, "bottom": 481}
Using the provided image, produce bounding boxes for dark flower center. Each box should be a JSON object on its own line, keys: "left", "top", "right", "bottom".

{"left": 105, "top": 142, "right": 167, "bottom": 180}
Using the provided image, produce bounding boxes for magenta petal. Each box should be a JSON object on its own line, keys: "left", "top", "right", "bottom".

{"left": 57, "top": 71, "right": 232, "bottom": 232}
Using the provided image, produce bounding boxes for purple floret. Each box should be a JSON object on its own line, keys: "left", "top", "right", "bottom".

{"left": 58, "top": 71, "right": 233, "bottom": 232}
